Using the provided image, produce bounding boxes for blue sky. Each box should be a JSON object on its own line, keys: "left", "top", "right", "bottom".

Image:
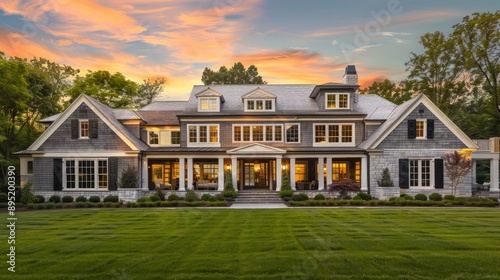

{"left": 0, "top": 0, "right": 498, "bottom": 99}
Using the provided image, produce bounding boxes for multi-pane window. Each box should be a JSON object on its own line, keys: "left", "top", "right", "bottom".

{"left": 199, "top": 97, "right": 218, "bottom": 111}
{"left": 295, "top": 162, "right": 307, "bottom": 182}
{"left": 245, "top": 99, "right": 275, "bottom": 111}
{"left": 416, "top": 120, "right": 426, "bottom": 138}
{"left": 80, "top": 120, "right": 89, "bottom": 138}
{"left": 64, "top": 159, "right": 107, "bottom": 189}
{"left": 314, "top": 124, "right": 354, "bottom": 145}
{"left": 325, "top": 93, "right": 350, "bottom": 109}
{"left": 233, "top": 125, "right": 283, "bottom": 142}
{"left": 332, "top": 162, "right": 348, "bottom": 181}
{"left": 188, "top": 125, "right": 219, "bottom": 144}
{"left": 149, "top": 130, "right": 180, "bottom": 146}
{"left": 409, "top": 159, "right": 432, "bottom": 187}
{"left": 27, "top": 160, "right": 33, "bottom": 174}
{"left": 286, "top": 124, "right": 300, "bottom": 143}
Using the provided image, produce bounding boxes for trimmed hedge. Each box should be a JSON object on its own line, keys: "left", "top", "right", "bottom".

{"left": 62, "top": 196, "right": 74, "bottom": 203}
{"left": 289, "top": 197, "right": 498, "bottom": 207}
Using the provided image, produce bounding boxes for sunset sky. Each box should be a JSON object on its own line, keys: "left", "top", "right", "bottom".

{"left": 0, "top": 0, "right": 498, "bottom": 100}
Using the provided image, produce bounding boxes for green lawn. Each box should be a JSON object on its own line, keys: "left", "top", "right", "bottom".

{"left": 2, "top": 208, "right": 500, "bottom": 280}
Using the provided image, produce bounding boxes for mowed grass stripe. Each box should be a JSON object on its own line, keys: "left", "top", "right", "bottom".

{"left": 1, "top": 208, "right": 500, "bottom": 280}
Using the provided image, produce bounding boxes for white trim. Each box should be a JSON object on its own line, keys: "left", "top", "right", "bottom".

{"left": 408, "top": 158, "right": 435, "bottom": 189}
{"left": 285, "top": 123, "right": 301, "bottom": 143}
{"left": 79, "top": 119, "right": 89, "bottom": 139}
{"left": 244, "top": 99, "right": 275, "bottom": 112}
{"left": 62, "top": 158, "right": 108, "bottom": 190}
{"left": 27, "top": 95, "right": 141, "bottom": 151}
{"left": 198, "top": 97, "right": 220, "bottom": 112}
{"left": 227, "top": 143, "right": 286, "bottom": 155}
{"left": 232, "top": 124, "right": 283, "bottom": 143}
{"left": 313, "top": 123, "right": 355, "bottom": 147}
{"left": 415, "top": 119, "right": 427, "bottom": 139}
{"left": 325, "top": 92, "right": 350, "bottom": 110}
{"left": 147, "top": 129, "right": 180, "bottom": 146}
{"left": 32, "top": 152, "right": 137, "bottom": 157}
{"left": 187, "top": 124, "right": 220, "bottom": 147}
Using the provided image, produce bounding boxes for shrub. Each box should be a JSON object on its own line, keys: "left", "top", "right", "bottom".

{"left": 62, "top": 196, "right": 74, "bottom": 203}
{"left": 75, "top": 196, "right": 87, "bottom": 202}
{"left": 34, "top": 195, "right": 45, "bottom": 203}
{"left": 154, "top": 188, "right": 165, "bottom": 201}
{"left": 149, "top": 195, "right": 161, "bottom": 202}
{"left": 281, "top": 171, "right": 291, "bottom": 191}
{"left": 103, "top": 195, "right": 119, "bottom": 203}
{"left": 354, "top": 192, "right": 372, "bottom": 201}
{"left": 400, "top": 194, "right": 414, "bottom": 200}
{"left": 48, "top": 195, "right": 61, "bottom": 203}
{"left": 279, "top": 189, "right": 294, "bottom": 198}
{"left": 20, "top": 182, "right": 36, "bottom": 205}
{"left": 292, "top": 193, "right": 309, "bottom": 201}
{"left": 167, "top": 194, "right": 180, "bottom": 201}
{"left": 429, "top": 193, "right": 443, "bottom": 201}
{"left": 215, "top": 194, "right": 226, "bottom": 201}
{"left": 118, "top": 165, "right": 139, "bottom": 188}
{"left": 414, "top": 193, "right": 428, "bottom": 201}
{"left": 185, "top": 190, "right": 198, "bottom": 202}
{"left": 201, "top": 194, "right": 212, "bottom": 201}
{"left": 0, "top": 193, "right": 7, "bottom": 203}
{"left": 222, "top": 190, "right": 237, "bottom": 198}
{"left": 224, "top": 169, "right": 235, "bottom": 191}
{"left": 314, "top": 194, "right": 326, "bottom": 200}
{"left": 444, "top": 195, "right": 455, "bottom": 201}
{"left": 208, "top": 196, "right": 218, "bottom": 202}
{"left": 377, "top": 167, "right": 395, "bottom": 187}
{"left": 327, "top": 180, "right": 361, "bottom": 193}
{"left": 137, "top": 197, "right": 149, "bottom": 203}
{"left": 89, "top": 196, "right": 100, "bottom": 203}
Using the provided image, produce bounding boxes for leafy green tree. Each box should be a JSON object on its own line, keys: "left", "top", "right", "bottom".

{"left": 359, "top": 79, "right": 413, "bottom": 105}
{"left": 453, "top": 12, "right": 500, "bottom": 128}
{"left": 202, "top": 62, "right": 267, "bottom": 85}
{"left": 68, "top": 70, "right": 138, "bottom": 108}
{"left": 404, "top": 31, "right": 469, "bottom": 119}
{"left": 134, "top": 77, "right": 166, "bottom": 108}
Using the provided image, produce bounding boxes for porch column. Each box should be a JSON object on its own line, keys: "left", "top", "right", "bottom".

{"left": 491, "top": 158, "right": 499, "bottom": 192}
{"left": 187, "top": 158, "right": 193, "bottom": 190}
{"left": 178, "top": 158, "right": 185, "bottom": 191}
{"left": 141, "top": 157, "right": 148, "bottom": 189}
{"left": 326, "top": 157, "right": 333, "bottom": 186}
{"left": 318, "top": 157, "right": 325, "bottom": 190}
{"left": 276, "top": 157, "right": 282, "bottom": 191}
{"left": 290, "top": 157, "right": 296, "bottom": 190}
{"left": 361, "top": 156, "right": 368, "bottom": 192}
{"left": 231, "top": 157, "right": 238, "bottom": 191}
{"left": 218, "top": 157, "right": 224, "bottom": 191}
{"left": 472, "top": 161, "right": 477, "bottom": 184}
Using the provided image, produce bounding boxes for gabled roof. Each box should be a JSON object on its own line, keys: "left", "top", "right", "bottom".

{"left": 241, "top": 87, "right": 277, "bottom": 99}
{"left": 359, "top": 94, "right": 478, "bottom": 150}
{"left": 227, "top": 143, "right": 286, "bottom": 155}
{"left": 194, "top": 87, "right": 225, "bottom": 102}
{"left": 139, "top": 101, "right": 188, "bottom": 111}
{"left": 28, "top": 94, "right": 149, "bottom": 152}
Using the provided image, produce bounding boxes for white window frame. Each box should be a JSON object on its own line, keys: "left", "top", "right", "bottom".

{"left": 244, "top": 99, "right": 275, "bottom": 112}
{"left": 325, "top": 93, "right": 350, "bottom": 110}
{"left": 416, "top": 119, "right": 427, "bottom": 139}
{"left": 148, "top": 130, "right": 181, "bottom": 146}
{"left": 409, "top": 159, "right": 434, "bottom": 188}
{"left": 198, "top": 97, "right": 220, "bottom": 112}
{"left": 79, "top": 119, "right": 89, "bottom": 138}
{"left": 233, "top": 124, "right": 283, "bottom": 142}
{"left": 187, "top": 124, "right": 220, "bottom": 147}
{"left": 62, "top": 159, "right": 108, "bottom": 190}
{"left": 285, "top": 123, "right": 300, "bottom": 143}
{"left": 313, "top": 123, "right": 355, "bottom": 147}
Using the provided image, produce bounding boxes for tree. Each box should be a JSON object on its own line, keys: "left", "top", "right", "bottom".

{"left": 444, "top": 151, "right": 472, "bottom": 196}
{"left": 201, "top": 62, "right": 267, "bottom": 85}
{"left": 405, "top": 31, "right": 469, "bottom": 119}
{"left": 359, "top": 79, "right": 413, "bottom": 104}
{"left": 453, "top": 12, "right": 500, "bottom": 124}
{"left": 281, "top": 171, "right": 291, "bottom": 191}
{"left": 67, "top": 70, "right": 138, "bottom": 108}
{"left": 224, "top": 169, "right": 234, "bottom": 191}
{"left": 377, "top": 167, "right": 395, "bottom": 187}
{"left": 134, "top": 77, "right": 166, "bottom": 108}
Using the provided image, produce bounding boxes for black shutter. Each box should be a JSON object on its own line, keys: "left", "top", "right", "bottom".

{"left": 427, "top": 119, "right": 434, "bottom": 139}
{"left": 434, "top": 158, "right": 444, "bottom": 188}
{"left": 71, "top": 119, "right": 79, "bottom": 139}
{"left": 53, "top": 159, "right": 63, "bottom": 190}
{"left": 407, "top": 119, "right": 416, "bottom": 139}
{"left": 399, "top": 159, "right": 409, "bottom": 189}
{"left": 141, "top": 129, "right": 148, "bottom": 143}
{"left": 108, "top": 157, "right": 118, "bottom": 190}
{"left": 89, "top": 119, "right": 98, "bottom": 139}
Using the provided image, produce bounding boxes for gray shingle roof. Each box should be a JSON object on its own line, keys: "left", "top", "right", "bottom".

{"left": 136, "top": 111, "right": 180, "bottom": 126}
{"left": 139, "top": 101, "right": 188, "bottom": 111}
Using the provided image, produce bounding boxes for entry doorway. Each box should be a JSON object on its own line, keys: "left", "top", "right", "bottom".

{"left": 242, "top": 160, "right": 274, "bottom": 190}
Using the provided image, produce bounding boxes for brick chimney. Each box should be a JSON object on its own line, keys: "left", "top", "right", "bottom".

{"left": 342, "top": 65, "right": 358, "bottom": 85}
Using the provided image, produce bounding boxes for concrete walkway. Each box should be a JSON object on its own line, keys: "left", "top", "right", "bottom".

{"left": 230, "top": 203, "right": 288, "bottom": 209}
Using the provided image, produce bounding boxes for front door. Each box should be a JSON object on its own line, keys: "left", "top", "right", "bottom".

{"left": 243, "top": 161, "right": 269, "bottom": 189}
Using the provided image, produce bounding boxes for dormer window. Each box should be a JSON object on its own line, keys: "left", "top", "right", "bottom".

{"left": 195, "top": 88, "right": 224, "bottom": 112}
{"left": 325, "top": 93, "right": 350, "bottom": 109}
{"left": 245, "top": 99, "right": 275, "bottom": 112}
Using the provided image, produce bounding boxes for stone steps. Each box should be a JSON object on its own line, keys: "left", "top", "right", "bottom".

{"left": 233, "top": 191, "right": 283, "bottom": 204}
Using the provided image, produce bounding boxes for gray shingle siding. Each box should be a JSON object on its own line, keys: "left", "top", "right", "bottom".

{"left": 39, "top": 103, "right": 132, "bottom": 151}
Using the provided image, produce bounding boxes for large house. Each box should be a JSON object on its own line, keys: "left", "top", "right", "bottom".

{"left": 19, "top": 65, "right": 498, "bottom": 201}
